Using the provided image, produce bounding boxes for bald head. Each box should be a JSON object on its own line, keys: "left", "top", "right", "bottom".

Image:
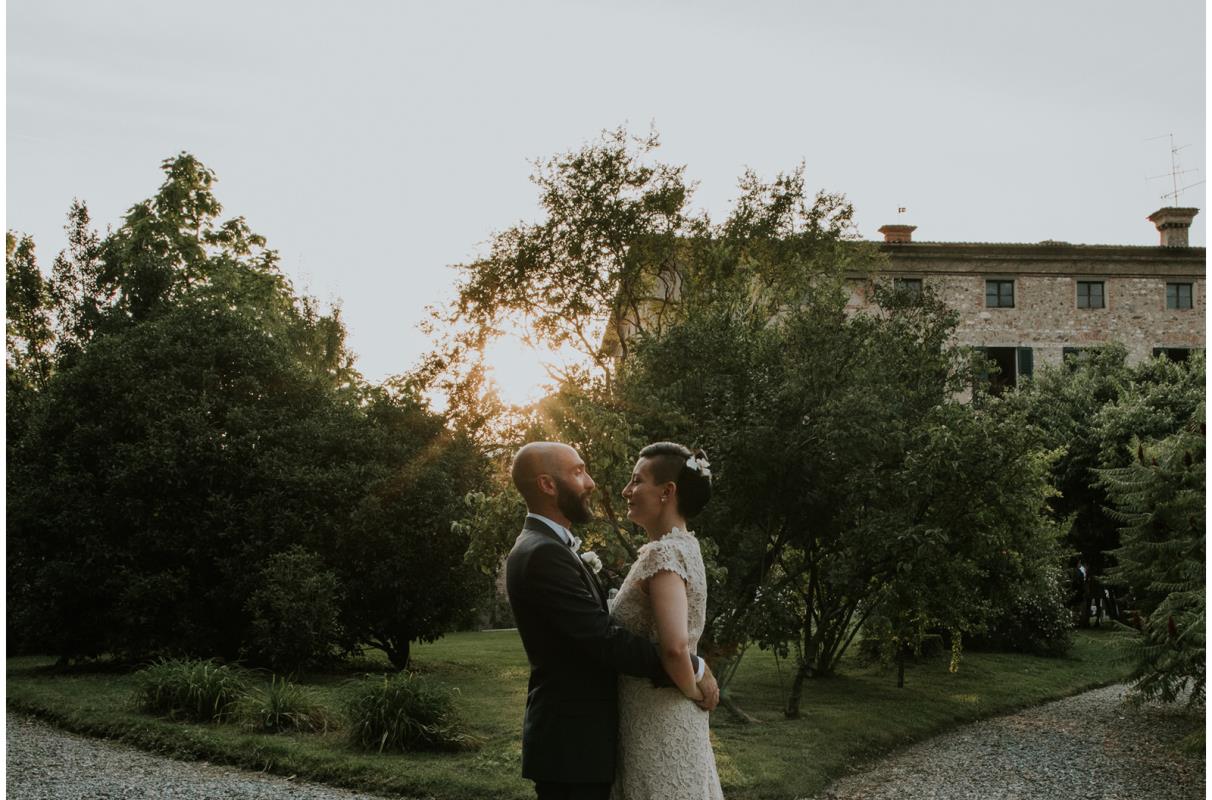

{"left": 511, "top": 441, "right": 596, "bottom": 524}
{"left": 512, "top": 442, "right": 574, "bottom": 506}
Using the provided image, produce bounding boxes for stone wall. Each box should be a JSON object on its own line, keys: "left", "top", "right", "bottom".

{"left": 848, "top": 242, "right": 1206, "bottom": 369}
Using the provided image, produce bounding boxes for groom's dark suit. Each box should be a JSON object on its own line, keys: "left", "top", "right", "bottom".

{"left": 506, "top": 516, "right": 688, "bottom": 791}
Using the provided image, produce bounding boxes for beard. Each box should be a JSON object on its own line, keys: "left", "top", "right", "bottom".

{"left": 554, "top": 476, "right": 594, "bottom": 525}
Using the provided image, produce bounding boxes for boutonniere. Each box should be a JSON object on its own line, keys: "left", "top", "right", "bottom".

{"left": 580, "top": 550, "right": 603, "bottom": 574}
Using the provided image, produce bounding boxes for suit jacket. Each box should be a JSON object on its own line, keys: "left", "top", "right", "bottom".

{"left": 505, "top": 516, "right": 669, "bottom": 784}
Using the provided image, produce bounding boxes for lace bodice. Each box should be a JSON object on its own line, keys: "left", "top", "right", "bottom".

{"left": 609, "top": 527, "right": 707, "bottom": 649}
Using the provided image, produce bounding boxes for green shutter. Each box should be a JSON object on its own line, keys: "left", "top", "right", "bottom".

{"left": 1017, "top": 347, "right": 1033, "bottom": 379}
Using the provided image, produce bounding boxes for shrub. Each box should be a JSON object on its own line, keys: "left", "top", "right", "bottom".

{"left": 134, "top": 658, "right": 248, "bottom": 722}
{"left": 970, "top": 567, "right": 1074, "bottom": 657}
{"left": 237, "top": 675, "right": 337, "bottom": 734}
{"left": 345, "top": 672, "right": 474, "bottom": 753}
{"left": 243, "top": 546, "right": 344, "bottom": 673}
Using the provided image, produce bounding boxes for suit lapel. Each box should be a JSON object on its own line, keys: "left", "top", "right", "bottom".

{"left": 523, "top": 517, "right": 606, "bottom": 610}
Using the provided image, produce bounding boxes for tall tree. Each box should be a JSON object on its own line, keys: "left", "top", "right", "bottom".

{"left": 1098, "top": 396, "right": 1205, "bottom": 706}
{"left": 8, "top": 153, "right": 487, "bottom": 666}
{"left": 5, "top": 233, "right": 54, "bottom": 391}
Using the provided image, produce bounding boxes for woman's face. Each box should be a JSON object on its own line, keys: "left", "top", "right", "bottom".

{"left": 621, "top": 457, "right": 670, "bottom": 531}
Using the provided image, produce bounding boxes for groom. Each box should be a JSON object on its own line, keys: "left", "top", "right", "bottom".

{"left": 505, "top": 441, "right": 719, "bottom": 800}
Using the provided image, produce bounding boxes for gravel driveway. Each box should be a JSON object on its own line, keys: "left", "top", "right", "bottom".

{"left": 7, "top": 684, "right": 1204, "bottom": 799}
{"left": 814, "top": 684, "right": 1204, "bottom": 800}
{"left": 5, "top": 713, "right": 392, "bottom": 800}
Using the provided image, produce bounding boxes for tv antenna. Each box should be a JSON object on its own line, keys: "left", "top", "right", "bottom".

{"left": 1146, "top": 133, "right": 1204, "bottom": 206}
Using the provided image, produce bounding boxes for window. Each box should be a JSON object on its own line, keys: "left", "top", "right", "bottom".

{"left": 1063, "top": 347, "right": 1085, "bottom": 369}
{"left": 1076, "top": 281, "right": 1104, "bottom": 309}
{"left": 894, "top": 277, "right": 922, "bottom": 296}
{"left": 985, "top": 280, "right": 1014, "bottom": 308}
{"left": 975, "top": 346, "right": 1033, "bottom": 396}
{"left": 1166, "top": 283, "right": 1193, "bottom": 310}
{"left": 1153, "top": 347, "right": 1193, "bottom": 363}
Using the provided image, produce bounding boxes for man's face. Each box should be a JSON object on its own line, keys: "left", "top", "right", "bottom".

{"left": 552, "top": 448, "right": 596, "bottom": 525}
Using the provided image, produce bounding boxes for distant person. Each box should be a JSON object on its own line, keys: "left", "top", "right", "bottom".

{"left": 505, "top": 441, "right": 718, "bottom": 800}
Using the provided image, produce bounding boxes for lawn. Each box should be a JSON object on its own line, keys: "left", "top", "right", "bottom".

{"left": 7, "top": 628, "right": 1131, "bottom": 799}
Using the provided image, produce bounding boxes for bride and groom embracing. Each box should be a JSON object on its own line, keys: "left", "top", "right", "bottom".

{"left": 505, "top": 441, "right": 725, "bottom": 800}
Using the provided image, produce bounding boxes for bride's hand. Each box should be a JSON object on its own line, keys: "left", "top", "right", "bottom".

{"left": 695, "top": 667, "right": 719, "bottom": 711}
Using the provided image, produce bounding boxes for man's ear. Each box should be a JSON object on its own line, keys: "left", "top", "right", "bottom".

{"left": 537, "top": 474, "right": 557, "bottom": 497}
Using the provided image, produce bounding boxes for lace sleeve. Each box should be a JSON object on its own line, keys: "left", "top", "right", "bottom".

{"left": 630, "top": 538, "right": 691, "bottom": 584}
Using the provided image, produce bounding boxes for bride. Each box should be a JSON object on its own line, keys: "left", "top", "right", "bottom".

{"left": 610, "top": 442, "right": 724, "bottom": 800}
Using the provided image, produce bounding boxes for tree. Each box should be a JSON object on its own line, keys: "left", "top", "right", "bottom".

{"left": 334, "top": 384, "right": 489, "bottom": 670}
{"left": 7, "top": 292, "right": 367, "bottom": 661}
{"left": 8, "top": 153, "right": 488, "bottom": 667}
{"left": 430, "top": 127, "right": 695, "bottom": 394}
{"left": 440, "top": 127, "right": 1069, "bottom": 718}
{"left": 1099, "top": 403, "right": 1204, "bottom": 706}
{"left": 6, "top": 233, "right": 55, "bottom": 391}
{"left": 243, "top": 546, "right": 345, "bottom": 672}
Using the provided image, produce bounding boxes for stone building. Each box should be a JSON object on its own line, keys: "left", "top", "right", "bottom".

{"left": 850, "top": 206, "right": 1205, "bottom": 392}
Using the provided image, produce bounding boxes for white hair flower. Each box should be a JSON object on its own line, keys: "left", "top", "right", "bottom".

{"left": 580, "top": 550, "right": 603, "bottom": 574}
{"left": 686, "top": 453, "right": 712, "bottom": 477}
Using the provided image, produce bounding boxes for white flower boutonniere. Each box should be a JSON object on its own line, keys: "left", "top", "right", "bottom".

{"left": 580, "top": 550, "right": 603, "bottom": 574}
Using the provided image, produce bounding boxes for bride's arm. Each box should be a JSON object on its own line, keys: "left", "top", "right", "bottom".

{"left": 649, "top": 570, "right": 704, "bottom": 702}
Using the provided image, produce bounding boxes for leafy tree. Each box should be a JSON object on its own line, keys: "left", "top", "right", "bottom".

{"left": 334, "top": 384, "right": 489, "bottom": 669}
{"left": 1005, "top": 346, "right": 1205, "bottom": 630}
{"left": 8, "top": 153, "right": 487, "bottom": 667}
{"left": 1098, "top": 402, "right": 1204, "bottom": 707}
{"left": 243, "top": 546, "right": 345, "bottom": 672}
{"left": 6, "top": 233, "right": 55, "bottom": 391}
{"left": 429, "top": 127, "right": 694, "bottom": 392}
{"left": 7, "top": 292, "right": 366, "bottom": 660}
{"left": 440, "top": 128, "right": 1070, "bottom": 718}
{"left": 1003, "top": 345, "right": 1132, "bottom": 578}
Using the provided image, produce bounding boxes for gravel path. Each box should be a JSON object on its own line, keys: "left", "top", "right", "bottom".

{"left": 5, "top": 713, "right": 393, "bottom": 800}
{"left": 7, "top": 684, "right": 1204, "bottom": 799}
{"left": 815, "top": 684, "right": 1205, "bottom": 800}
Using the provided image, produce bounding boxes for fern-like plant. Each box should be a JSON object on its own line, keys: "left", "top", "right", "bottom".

{"left": 1098, "top": 403, "right": 1205, "bottom": 707}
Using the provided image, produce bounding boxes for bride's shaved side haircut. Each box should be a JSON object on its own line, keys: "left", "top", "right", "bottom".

{"left": 638, "top": 441, "right": 712, "bottom": 519}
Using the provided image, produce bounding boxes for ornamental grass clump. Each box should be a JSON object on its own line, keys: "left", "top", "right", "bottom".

{"left": 345, "top": 672, "right": 475, "bottom": 753}
{"left": 238, "top": 675, "right": 337, "bottom": 734}
{"left": 134, "top": 658, "right": 248, "bottom": 723}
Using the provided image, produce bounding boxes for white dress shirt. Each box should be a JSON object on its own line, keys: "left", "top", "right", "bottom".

{"left": 527, "top": 512, "right": 578, "bottom": 548}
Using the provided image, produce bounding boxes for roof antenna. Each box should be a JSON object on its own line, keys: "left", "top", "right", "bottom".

{"left": 1146, "top": 133, "right": 1204, "bottom": 206}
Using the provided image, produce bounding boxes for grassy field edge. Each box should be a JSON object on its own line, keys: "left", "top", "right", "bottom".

{"left": 6, "top": 630, "right": 1134, "bottom": 800}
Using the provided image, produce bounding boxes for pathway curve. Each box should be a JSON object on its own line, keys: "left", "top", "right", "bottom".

{"left": 814, "top": 683, "right": 1204, "bottom": 800}
{"left": 5, "top": 712, "right": 392, "bottom": 800}
{"left": 7, "top": 684, "right": 1205, "bottom": 799}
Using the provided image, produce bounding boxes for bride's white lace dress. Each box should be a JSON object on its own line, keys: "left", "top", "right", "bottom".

{"left": 609, "top": 528, "right": 724, "bottom": 800}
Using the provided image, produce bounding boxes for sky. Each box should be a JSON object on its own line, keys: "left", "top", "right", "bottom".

{"left": 7, "top": 0, "right": 1207, "bottom": 401}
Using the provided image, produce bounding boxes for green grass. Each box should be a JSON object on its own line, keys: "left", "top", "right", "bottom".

{"left": 7, "top": 629, "right": 1133, "bottom": 799}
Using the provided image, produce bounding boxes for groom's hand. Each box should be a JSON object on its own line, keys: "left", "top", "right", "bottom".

{"left": 695, "top": 664, "right": 720, "bottom": 711}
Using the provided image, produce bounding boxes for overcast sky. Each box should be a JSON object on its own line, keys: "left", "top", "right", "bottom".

{"left": 8, "top": 0, "right": 1206, "bottom": 389}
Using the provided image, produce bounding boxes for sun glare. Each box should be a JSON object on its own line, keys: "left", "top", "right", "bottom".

{"left": 482, "top": 333, "right": 574, "bottom": 407}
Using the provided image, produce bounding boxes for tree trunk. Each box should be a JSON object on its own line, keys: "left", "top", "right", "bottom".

{"left": 784, "top": 660, "right": 811, "bottom": 719}
{"left": 897, "top": 651, "right": 906, "bottom": 688}
{"left": 380, "top": 639, "right": 411, "bottom": 670}
{"left": 721, "top": 693, "right": 763, "bottom": 724}
{"left": 785, "top": 610, "right": 815, "bottom": 719}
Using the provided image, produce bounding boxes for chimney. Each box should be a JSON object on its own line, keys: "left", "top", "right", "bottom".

{"left": 1147, "top": 207, "right": 1199, "bottom": 247}
{"left": 878, "top": 224, "right": 917, "bottom": 244}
